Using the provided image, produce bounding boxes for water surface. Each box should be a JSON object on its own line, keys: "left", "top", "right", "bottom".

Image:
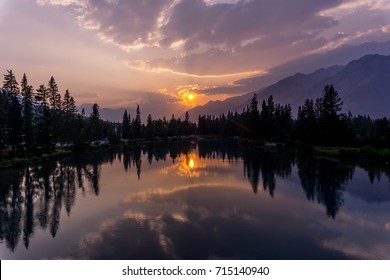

{"left": 1, "top": 141, "right": 390, "bottom": 259}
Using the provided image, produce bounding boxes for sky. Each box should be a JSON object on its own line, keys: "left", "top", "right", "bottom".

{"left": 0, "top": 0, "right": 389, "bottom": 115}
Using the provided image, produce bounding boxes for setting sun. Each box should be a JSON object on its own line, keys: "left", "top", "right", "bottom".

{"left": 189, "top": 158, "right": 195, "bottom": 169}
{"left": 188, "top": 94, "right": 194, "bottom": 100}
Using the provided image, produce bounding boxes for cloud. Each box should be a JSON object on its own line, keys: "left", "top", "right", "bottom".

{"left": 36, "top": 0, "right": 343, "bottom": 59}
{"left": 36, "top": 0, "right": 390, "bottom": 95}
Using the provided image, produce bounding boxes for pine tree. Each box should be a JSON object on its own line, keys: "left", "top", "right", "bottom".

{"left": 146, "top": 114, "right": 154, "bottom": 138}
{"left": 8, "top": 95, "right": 23, "bottom": 153}
{"left": 62, "top": 90, "right": 76, "bottom": 145}
{"left": 133, "top": 105, "right": 142, "bottom": 138}
{"left": 316, "top": 85, "right": 351, "bottom": 145}
{"left": 248, "top": 93, "right": 259, "bottom": 137}
{"left": 319, "top": 84, "right": 343, "bottom": 121}
{"left": 297, "top": 99, "right": 317, "bottom": 142}
{"left": 20, "top": 74, "right": 35, "bottom": 153}
{"left": 47, "top": 76, "right": 63, "bottom": 146}
{"left": 0, "top": 90, "right": 8, "bottom": 149}
{"left": 35, "top": 85, "right": 49, "bottom": 108}
{"left": 62, "top": 90, "right": 76, "bottom": 116}
{"left": 89, "top": 103, "right": 101, "bottom": 142}
{"left": 48, "top": 76, "right": 61, "bottom": 111}
{"left": 3, "top": 69, "right": 19, "bottom": 94}
{"left": 169, "top": 114, "right": 178, "bottom": 136}
{"left": 122, "top": 110, "right": 130, "bottom": 140}
{"left": 182, "top": 111, "right": 191, "bottom": 135}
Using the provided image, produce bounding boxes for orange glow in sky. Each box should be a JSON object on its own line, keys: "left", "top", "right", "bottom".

{"left": 0, "top": 0, "right": 388, "bottom": 120}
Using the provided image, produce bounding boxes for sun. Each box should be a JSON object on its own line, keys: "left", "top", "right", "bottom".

{"left": 188, "top": 94, "right": 194, "bottom": 100}
{"left": 189, "top": 158, "right": 195, "bottom": 169}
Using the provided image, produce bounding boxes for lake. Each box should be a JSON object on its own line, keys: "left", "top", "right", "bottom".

{"left": 1, "top": 140, "right": 390, "bottom": 259}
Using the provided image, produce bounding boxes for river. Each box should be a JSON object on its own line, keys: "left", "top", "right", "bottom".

{"left": 1, "top": 140, "right": 389, "bottom": 259}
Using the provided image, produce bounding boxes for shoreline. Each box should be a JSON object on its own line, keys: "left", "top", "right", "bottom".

{"left": 2, "top": 137, "right": 390, "bottom": 170}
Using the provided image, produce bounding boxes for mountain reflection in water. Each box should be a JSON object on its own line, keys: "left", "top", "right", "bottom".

{"left": 0, "top": 140, "right": 390, "bottom": 259}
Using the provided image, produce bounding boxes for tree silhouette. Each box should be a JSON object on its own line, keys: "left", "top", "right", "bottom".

{"left": 3, "top": 69, "right": 19, "bottom": 94}
{"left": 21, "top": 74, "right": 35, "bottom": 153}
{"left": 133, "top": 105, "right": 142, "bottom": 138}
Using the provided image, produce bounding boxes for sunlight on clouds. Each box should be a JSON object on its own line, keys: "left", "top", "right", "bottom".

{"left": 320, "top": 0, "right": 390, "bottom": 17}
{"left": 124, "top": 183, "right": 233, "bottom": 204}
{"left": 122, "top": 211, "right": 149, "bottom": 221}
{"left": 172, "top": 213, "right": 188, "bottom": 223}
{"left": 322, "top": 239, "right": 385, "bottom": 259}
{"left": 170, "top": 39, "right": 186, "bottom": 49}
{"left": 310, "top": 25, "right": 388, "bottom": 54}
{"left": 36, "top": 0, "right": 85, "bottom": 6}
{"left": 381, "top": 24, "right": 390, "bottom": 33}
{"left": 176, "top": 84, "right": 200, "bottom": 107}
{"left": 124, "top": 59, "right": 265, "bottom": 78}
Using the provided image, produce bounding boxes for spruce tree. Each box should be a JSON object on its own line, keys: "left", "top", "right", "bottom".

{"left": 35, "top": 85, "right": 53, "bottom": 153}
{"left": 48, "top": 76, "right": 61, "bottom": 111}
{"left": 62, "top": 90, "right": 76, "bottom": 145}
{"left": 35, "top": 85, "right": 49, "bottom": 107}
{"left": 319, "top": 84, "right": 343, "bottom": 121}
{"left": 3, "top": 69, "right": 19, "bottom": 94}
{"left": 0, "top": 90, "right": 8, "bottom": 149}
{"left": 248, "top": 93, "right": 259, "bottom": 137}
{"left": 47, "top": 77, "right": 62, "bottom": 145}
{"left": 133, "top": 105, "right": 141, "bottom": 138}
{"left": 8, "top": 95, "right": 23, "bottom": 153}
{"left": 122, "top": 110, "right": 130, "bottom": 139}
{"left": 20, "top": 74, "right": 34, "bottom": 153}
{"left": 89, "top": 103, "right": 101, "bottom": 142}
{"left": 146, "top": 114, "right": 154, "bottom": 138}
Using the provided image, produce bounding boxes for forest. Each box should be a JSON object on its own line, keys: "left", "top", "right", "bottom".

{"left": 1, "top": 69, "right": 390, "bottom": 162}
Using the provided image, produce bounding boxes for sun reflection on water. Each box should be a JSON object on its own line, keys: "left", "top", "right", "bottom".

{"left": 160, "top": 153, "right": 202, "bottom": 178}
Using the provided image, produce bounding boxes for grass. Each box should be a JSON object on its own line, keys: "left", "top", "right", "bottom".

{"left": 313, "top": 145, "right": 390, "bottom": 162}
{"left": 0, "top": 149, "right": 73, "bottom": 169}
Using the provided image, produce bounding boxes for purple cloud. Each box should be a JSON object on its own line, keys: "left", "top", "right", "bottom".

{"left": 36, "top": 0, "right": 390, "bottom": 90}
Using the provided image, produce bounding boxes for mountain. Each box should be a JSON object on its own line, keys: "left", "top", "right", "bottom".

{"left": 78, "top": 104, "right": 134, "bottom": 123}
{"left": 189, "top": 54, "right": 390, "bottom": 119}
{"left": 222, "top": 40, "right": 390, "bottom": 95}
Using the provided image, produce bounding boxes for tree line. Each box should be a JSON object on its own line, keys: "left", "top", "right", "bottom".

{"left": 0, "top": 70, "right": 115, "bottom": 159}
{"left": 196, "top": 84, "right": 390, "bottom": 148}
{"left": 119, "top": 109, "right": 197, "bottom": 140}
{"left": 2, "top": 68, "right": 390, "bottom": 162}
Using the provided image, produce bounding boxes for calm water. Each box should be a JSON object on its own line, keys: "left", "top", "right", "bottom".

{"left": 1, "top": 140, "right": 390, "bottom": 260}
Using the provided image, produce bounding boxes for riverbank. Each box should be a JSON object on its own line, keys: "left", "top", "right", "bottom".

{"left": 0, "top": 149, "right": 73, "bottom": 169}
{"left": 312, "top": 145, "right": 390, "bottom": 162}
{"left": 3, "top": 136, "right": 390, "bottom": 169}
{"left": 238, "top": 138, "right": 390, "bottom": 163}
{"left": 0, "top": 137, "right": 199, "bottom": 170}
{"left": 0, "top": 144, "right": 115, "bottom": 170}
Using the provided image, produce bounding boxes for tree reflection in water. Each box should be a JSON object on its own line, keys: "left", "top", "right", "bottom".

{"left": 0, "top": 151, "right": 113, "bottom": 252}
{"left": 0, "top": 141, "right": 389, "bottom": 254}
{"left": 297, "top": 156, "right": 355, "bottom": 218}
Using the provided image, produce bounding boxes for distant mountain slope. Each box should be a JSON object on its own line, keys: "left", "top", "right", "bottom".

{"left": 189, "top": 54, "right": 390, "bottom": 119}
{"left": 187, "top": 93, "right": 255, "bottom": 119}
{"left": 78, "top": 104, "right": 134, "bottom": 123}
